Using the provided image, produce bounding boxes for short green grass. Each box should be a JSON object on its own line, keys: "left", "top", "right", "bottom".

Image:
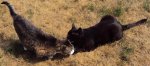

{"left": 143, "top": 0, "right": 150, "bottom": 12}
{"left": 98, "top": 6, "right": 112, "bottom": 16}
{"left": 118, "top": 46, "right": 134, "bottom": 66}
{"left": 26, "top": 9, "right": 34, "bottom": 19}
{"left": 98, "top": 6, "right": 124, "bottom": 17}
{"left": 117, "top": 38, "right": 134, "bottom": 62}
{"left": 146, "top": 19, "right": 150, "bottom": 27}
{"left": 113, "top": 6, "right": 124, "bottom": 17}
{"left": 120, "top": 47, "right": 134, "bottom": 61}
{"left": 87, "top": 3, "right": 95, "bottom": 12}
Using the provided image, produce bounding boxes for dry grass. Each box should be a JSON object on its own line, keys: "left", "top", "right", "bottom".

{"left": 0, "top": 0, "right": 150, "bottom": 66}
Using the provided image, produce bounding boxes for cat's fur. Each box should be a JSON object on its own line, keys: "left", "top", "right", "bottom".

{"left": 1, "top": 1, "right": 74, "bottom": 59}
{"left": 67, "top": 15, "right": 147, "bottom": 52}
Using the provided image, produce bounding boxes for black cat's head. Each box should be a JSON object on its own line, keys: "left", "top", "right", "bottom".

{"left": 67, "top": 24, "right": 84, "bottom": 44}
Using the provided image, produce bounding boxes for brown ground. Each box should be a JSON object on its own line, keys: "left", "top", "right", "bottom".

{"left": 0, "top": 0, "right": 150, "bottom": 66}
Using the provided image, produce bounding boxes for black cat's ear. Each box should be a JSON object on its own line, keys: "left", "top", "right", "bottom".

{"left": 71, "top": 23, "right": 77, "bottom": 30}
{"left": 78, "top": 28, "right": 82, "bottom": 31}
{"left": 77, "top": 28, "right": 83, "bottom": 35}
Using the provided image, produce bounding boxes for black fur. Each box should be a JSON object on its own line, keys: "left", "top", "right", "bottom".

{"left": 1, "top": 1, "right": 74, "bottom": 59}
{"left": 67, "top": 15, "right": 147, "bottom": 52}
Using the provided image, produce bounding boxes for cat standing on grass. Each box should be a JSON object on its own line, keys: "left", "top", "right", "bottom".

{"left": 1, "top": 1, "right": 74, "bottom": 59}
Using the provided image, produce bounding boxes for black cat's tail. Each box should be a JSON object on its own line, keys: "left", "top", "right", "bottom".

{"left": 1, "top": 1, "right": 17, "bottom": 17}
{"left": 122, "top": 19, "right": 147, "bottom": 31}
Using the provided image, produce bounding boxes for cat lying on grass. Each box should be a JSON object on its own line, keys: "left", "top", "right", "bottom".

{"left": 67, "top": 15, "right": 147, "bottom": 52}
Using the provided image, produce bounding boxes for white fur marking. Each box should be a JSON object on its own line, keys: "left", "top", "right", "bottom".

{"left": 70, "top": 47, "right": 75, "bottom": 55}
{"left": 68, "top": 40, "right": 75, "bottom": 55}
{"left": 23, "top": 47, "right": 27, "bottom": 51}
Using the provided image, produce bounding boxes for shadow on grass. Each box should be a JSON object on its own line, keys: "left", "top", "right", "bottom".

{"left": 0, "top": 39, "right": 70, "bottom": 63}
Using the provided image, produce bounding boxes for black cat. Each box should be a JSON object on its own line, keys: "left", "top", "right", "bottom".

{"left": 67, "top": 15, "right": 147, "bottom": 52}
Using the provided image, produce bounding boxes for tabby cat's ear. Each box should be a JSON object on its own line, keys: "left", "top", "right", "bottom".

{"left": 71, "top": 23, "right": 77, "bottom": 30}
